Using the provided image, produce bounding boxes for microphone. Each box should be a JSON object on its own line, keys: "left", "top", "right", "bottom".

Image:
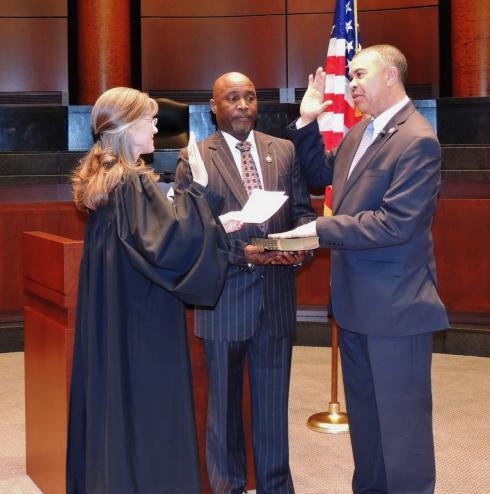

{"left": 378, "top": 129, "right": 386, "bottom": 137}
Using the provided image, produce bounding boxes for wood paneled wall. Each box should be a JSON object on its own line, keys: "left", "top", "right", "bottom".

{"left": 0, "top": 1, "right": 67, "bottom": 92}
{"left": 0, "top": 0, "right": 66, "bottom": 17}
{"left": 142, "top": 0, "right": 439, "bottom": 92}
{"left": 2, "top": 195, "right": 489, "bottom": 322}
{"left": 0, "top": 0, "right": 439, "bottom": 94}
{"left": 296, "top": 197, "right": 490, "bottom": 320}
{"left": 141, "top": 1, "right": 285, "bottom": 17}
{"left": 141, "top": 16, "right": 287, "bottom": 91}
{"left": 433, "top": 199, "right": 490, "bottom": 315}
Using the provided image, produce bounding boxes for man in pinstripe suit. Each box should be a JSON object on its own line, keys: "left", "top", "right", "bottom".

{"left": 175, "top": 72, "right": 315, "bottom": 494}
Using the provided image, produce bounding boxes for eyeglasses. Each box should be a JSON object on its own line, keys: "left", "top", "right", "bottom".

{"left": 135, "top": 117, "right": 158, "bottom": 128}
{"left": 142, "top": 117, "right": 158, "bottom": 126}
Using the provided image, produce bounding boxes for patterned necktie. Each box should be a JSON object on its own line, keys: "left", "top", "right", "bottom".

{"left": 236, "top": 141, "right": 262, "bottom": 195}
{"left": 236, "top": 140, "right": 266, "bottom": 234}
{"left": 347, "top": 120, "right": 374, "bottom": 179}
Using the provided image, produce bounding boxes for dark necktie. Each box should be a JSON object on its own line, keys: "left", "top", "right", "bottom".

{"left": 235, "top": 140, "right": 266, "bottom": 234}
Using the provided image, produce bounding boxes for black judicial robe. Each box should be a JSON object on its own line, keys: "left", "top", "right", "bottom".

{"left": 66, "top": 171, "right": 229, "bottom": 494}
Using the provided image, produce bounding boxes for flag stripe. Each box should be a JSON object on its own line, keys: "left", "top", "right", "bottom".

{"left": 321, "top": 0, "right": 362, "bottom": 153}
{"left": 321, "top": 0, "right": 362, "bottom": 212}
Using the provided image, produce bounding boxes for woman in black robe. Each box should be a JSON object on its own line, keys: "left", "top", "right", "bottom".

{"left": 67, "top": 87, "right": 236, "bottom": 493}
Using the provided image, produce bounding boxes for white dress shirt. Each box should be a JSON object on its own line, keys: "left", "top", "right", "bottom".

{"left": 346, "top": 96, "right": 410, "bottom": 179}
{"left": 370, "top": 95, "right": 410, "bottom": 143}
{"left": 221, "top": 130, "right": 264, "bottom": 186}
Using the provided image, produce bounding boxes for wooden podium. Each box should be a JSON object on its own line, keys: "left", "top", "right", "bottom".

{"left": 23, "top": 231, "right": 255, "bottom": 494}
{"left": 23, "top": 231, "right": 82, "bottom": 494}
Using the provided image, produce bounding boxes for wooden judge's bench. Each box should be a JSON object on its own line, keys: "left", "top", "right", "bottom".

{"left": 22, "top": 230, "right": 255, "bottom": 494}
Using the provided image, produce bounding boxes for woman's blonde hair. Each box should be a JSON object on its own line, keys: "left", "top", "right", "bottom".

{"left": 72, "top": 87, "right": 159, "bottom": 211}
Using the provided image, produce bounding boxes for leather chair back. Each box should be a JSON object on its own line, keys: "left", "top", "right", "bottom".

{"left": 153, "top": 98, "right": 189, "bottom": 149}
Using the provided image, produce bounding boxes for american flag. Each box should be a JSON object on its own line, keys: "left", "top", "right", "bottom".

{"left": 319, "top": 0, "right": 362, "bottom": 215}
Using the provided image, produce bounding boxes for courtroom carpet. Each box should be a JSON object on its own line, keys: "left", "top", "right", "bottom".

{"left": 0, "top": 348, "right": 489, "bottom": 493}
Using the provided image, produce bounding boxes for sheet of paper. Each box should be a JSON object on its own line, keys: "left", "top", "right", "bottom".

{"left": 237, "top": 189, "right": 288, "bottom": 223}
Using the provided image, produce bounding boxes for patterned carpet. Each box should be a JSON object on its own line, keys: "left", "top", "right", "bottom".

{"left": 289, "top": 347, "right": 490, "bottom": 493}
{"left": 1, "top": 349, "right": 489, "bottom": 493}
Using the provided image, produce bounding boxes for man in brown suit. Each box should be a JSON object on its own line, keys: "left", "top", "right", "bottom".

{"left": 175, "top": 72, "right": 315, "bottom": 494}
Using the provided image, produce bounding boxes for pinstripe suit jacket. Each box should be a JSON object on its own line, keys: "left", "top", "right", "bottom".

{"left": 175, "top": 130, "right": 316, "bottom": 341}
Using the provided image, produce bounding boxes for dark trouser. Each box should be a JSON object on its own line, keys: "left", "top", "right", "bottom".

{"left": 340, "top": 329, "right": 435, "bottom": 494}
{"left": 204, "top": 321, "right": 294, "bottom": 494}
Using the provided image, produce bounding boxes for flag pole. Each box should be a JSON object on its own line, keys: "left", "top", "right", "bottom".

{"left": 354, "top": 0, "right": 359, "bottom": 51}
{"left": 307, "top": 318, "right": 349, "bottom": 434}
{"left": 307, "top": 0, "right": 360, "bottom": 434}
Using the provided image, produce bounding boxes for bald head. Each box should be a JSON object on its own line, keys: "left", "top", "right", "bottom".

{"left": 212, "top": 72, "right": 255, "bottom": 98}
{"left": 211, "top": 72, "right": 258, "bottom": 141}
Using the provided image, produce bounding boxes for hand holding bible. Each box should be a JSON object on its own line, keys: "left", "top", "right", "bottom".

{"left": 268, "top": 220, "right": 318, "bottom": 239}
